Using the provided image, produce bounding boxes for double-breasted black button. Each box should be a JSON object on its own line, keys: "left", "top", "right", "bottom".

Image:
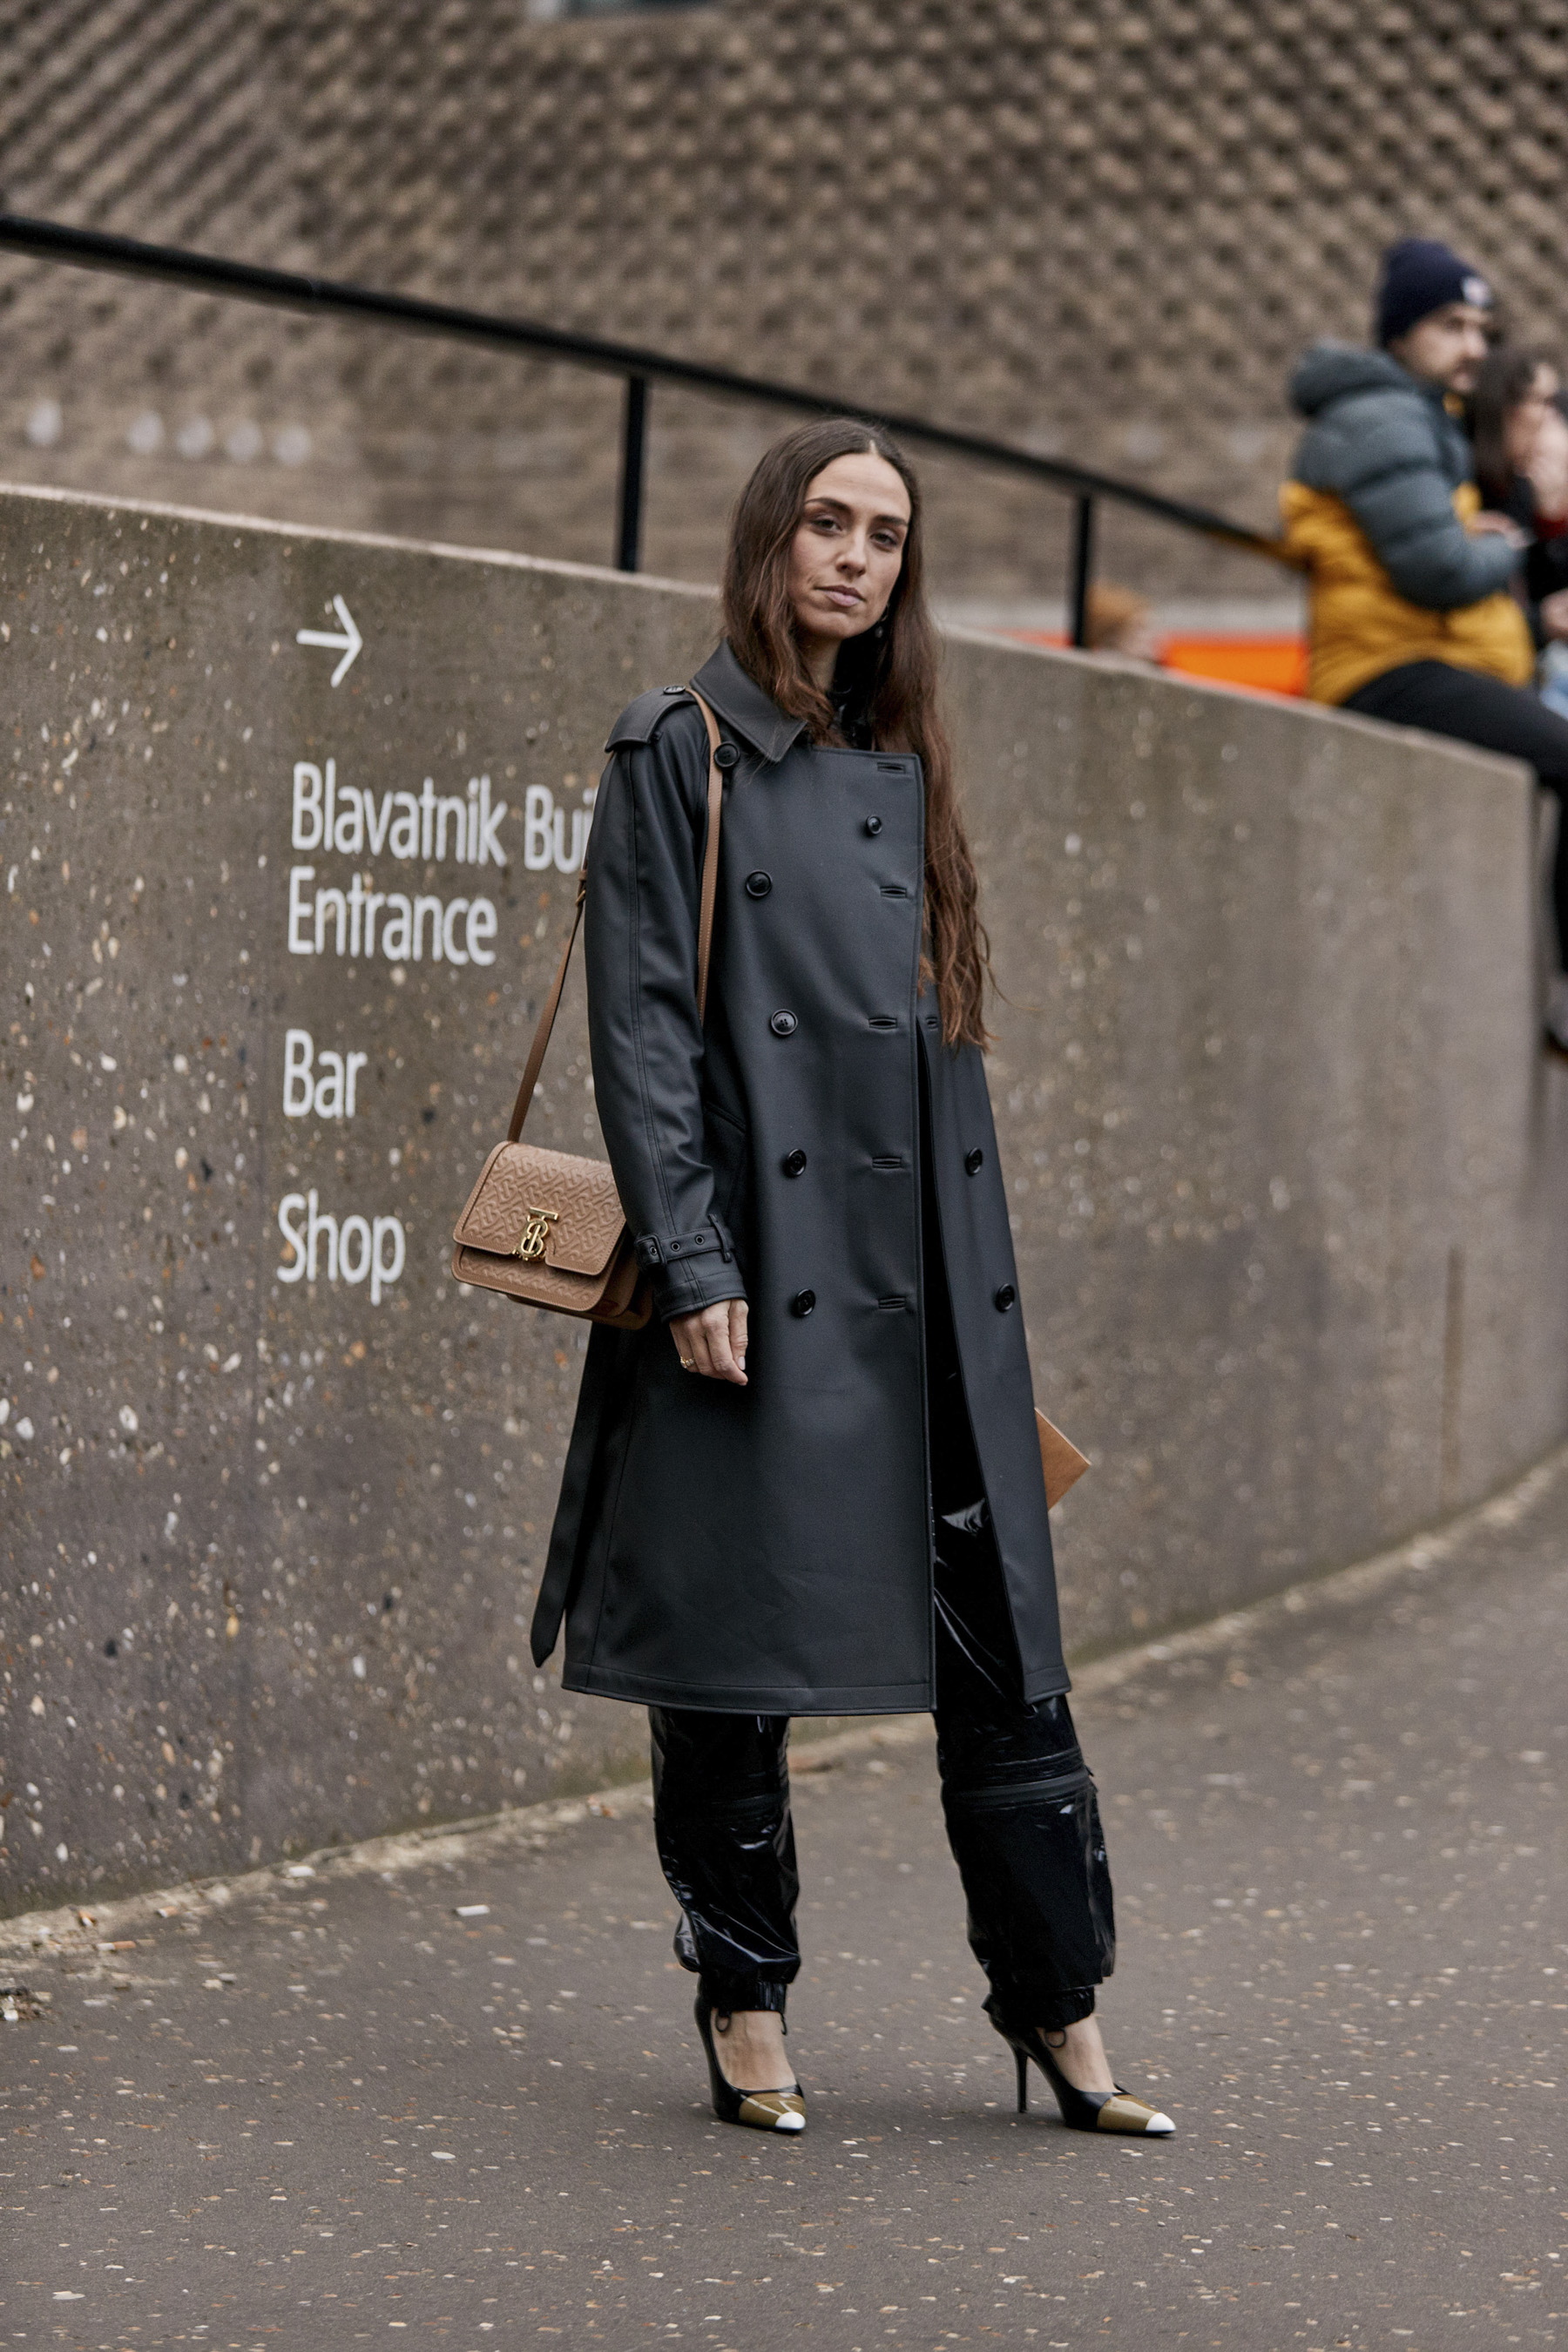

{"left": 791, "top": 1288, "right": 816, "bottom": 1317}
{"left": 745, "top": 870, "right": 773, "bottom": 899}
{"left": 864, "top": 815, "right": 883, "bottom": 835}
{"left": 782, "top": 1148, "right": 808, "bottom": 1177}
{"left": 994, "top": 1283, "right": 1016, "bottom": 1311}
{"left": 770, "top": 1010, "right": 798, "bottom": 1037}
{"left": 714, "top": 742, "right": 740, "bottom": 771}
{"left": 964, "top": 1147, "right": 984, "bottom": 1175}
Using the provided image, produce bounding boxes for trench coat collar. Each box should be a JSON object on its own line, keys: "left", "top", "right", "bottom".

{"left": 692, "top": 641, "right": 810, "bottom": 767}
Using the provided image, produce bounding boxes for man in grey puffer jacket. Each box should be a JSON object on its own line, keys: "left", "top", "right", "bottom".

{"left": 1288, "top": 339, "right": 1518, "bottom": 625}
{"left": 1282, "top": 237, "right": 1568, "bottom": 1051}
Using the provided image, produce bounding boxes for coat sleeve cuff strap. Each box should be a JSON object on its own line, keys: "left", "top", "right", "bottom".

{"left": 633, "top": 1218, "right": 734, "bottom": 1270}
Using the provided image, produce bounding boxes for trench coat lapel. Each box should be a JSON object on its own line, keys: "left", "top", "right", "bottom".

{"left": 690, "top": 641, "right": 810, "bottom": 765}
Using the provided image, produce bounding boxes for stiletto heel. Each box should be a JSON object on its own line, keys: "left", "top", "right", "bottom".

{"left": 693, "top": 1996, "right": 806, "bottom": 2133}
{"left": 990, "top": 2014, "right": 1173, "bottom": 2136}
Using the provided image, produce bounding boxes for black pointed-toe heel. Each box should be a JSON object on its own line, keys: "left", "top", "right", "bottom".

{"left": 990, "top": 2015, "right": 1173, "bottom": 2136}
{"left": 693, "top": 1996, "right": 806, "bottom": 2133}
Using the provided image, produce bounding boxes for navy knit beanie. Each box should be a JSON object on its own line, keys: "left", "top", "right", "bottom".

{"left": 1375, "top": 238, "right": 1493, "bottom": 347}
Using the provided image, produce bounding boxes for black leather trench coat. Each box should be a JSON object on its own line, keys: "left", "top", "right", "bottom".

{"left": 531, "top": 642, "right": 1067, "bottom": 1713}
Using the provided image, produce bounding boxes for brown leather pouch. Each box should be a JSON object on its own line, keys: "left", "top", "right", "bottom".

{"left": 1037, "top": 1408, "right": 1091, "bottom": 1510}
{"left": 452, "top": 1139, "right": 649, "bottom": 1326}
{"left": 450, "top": 686, "right": 725, "bottom": 1329}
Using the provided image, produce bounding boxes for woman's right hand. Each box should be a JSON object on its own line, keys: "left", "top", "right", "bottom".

{"left": 669, "top": 1298, "right": 749, "bottom": 1385}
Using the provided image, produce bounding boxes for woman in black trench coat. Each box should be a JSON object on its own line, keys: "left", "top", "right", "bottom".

{"left": 531, "top": 419, "right": 1173, "bottom": 2139}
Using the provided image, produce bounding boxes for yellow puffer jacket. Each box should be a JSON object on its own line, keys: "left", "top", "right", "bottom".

{"left": 1281, "top": 478, "right": 1533, "bottom": 706}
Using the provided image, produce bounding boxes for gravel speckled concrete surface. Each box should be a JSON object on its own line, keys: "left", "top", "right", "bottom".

{"left": 2, "top": 1455, "right": 1563, "bottom": 2349}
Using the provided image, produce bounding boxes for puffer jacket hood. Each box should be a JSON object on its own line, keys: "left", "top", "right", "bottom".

{"left": 1290, "top": 340, "right": 1415, "bottom": 419}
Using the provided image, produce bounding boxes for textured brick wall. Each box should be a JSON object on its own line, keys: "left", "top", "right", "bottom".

{"left": 4, "top": 0, "right": 1567, "bottom": 602}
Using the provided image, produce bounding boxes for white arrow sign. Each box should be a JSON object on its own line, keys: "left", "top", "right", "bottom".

{"left": 296, "top": 594, "right": 362, "bottom": 687}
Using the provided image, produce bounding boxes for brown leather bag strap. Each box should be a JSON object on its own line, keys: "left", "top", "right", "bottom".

{"left": 506, "top": 873, "right": 585, "bottom": 1143}
{"left": 505, "top": 685, "right": 727, "bottom": 1143}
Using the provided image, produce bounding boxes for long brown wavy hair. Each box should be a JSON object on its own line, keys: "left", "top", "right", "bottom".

{"left": 720, "top": 417, "right": 992, "bottom": 1048}
{"left": 1468, "top": 343, "right": 1546, "bottom": 507}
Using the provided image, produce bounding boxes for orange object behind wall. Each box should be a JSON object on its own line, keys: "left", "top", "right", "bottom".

{"left": 1159, "top": 636, "right": 1308, "bottom": 698}
{"left": 1007, "top": 630, "right": 1308, "bottom": 700}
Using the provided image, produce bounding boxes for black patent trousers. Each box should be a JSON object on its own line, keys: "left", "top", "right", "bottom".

{"left": 649, "top": 1098, "right": 1117, "bottom": 2031}
{"left": 649, "top": 1666, "right": 1115, "bottom": 2031}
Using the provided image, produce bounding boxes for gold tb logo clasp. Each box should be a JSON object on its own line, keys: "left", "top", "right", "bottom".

{"left": 514, "top": 1206, "right": 559, "bottom": 1262}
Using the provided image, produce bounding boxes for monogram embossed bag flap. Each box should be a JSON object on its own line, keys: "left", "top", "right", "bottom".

{"left": 450, "top": 687, "right": 725, "bottom": 1328}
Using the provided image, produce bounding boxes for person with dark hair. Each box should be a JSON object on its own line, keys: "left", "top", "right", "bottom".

{"left": 530, "top": 418, "right": 1173, "bottom": 2139}
{"left": 1469, "top": 346, "right": 1565, "bottom": 516}
{"left": 1468, "top": 344, "right": 1568, "bottom": 695}
{"left": 1282, "top": 238, "right": 1568, "bottom": 1051}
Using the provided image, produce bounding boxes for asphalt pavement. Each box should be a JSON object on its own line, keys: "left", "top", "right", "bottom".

{"left": 3, "top": 1453, "right": 1565, "bottom": 2351}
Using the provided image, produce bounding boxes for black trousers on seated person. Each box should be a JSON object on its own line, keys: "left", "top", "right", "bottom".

{"left": 648, "top": 1164, "right": 1116, "bottom": 2035}
{"left": 1344, "top": 659, "right": 1568, "bottom": 968}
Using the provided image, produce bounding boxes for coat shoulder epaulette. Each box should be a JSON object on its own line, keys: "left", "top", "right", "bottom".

{"left": 605, "top": 684, "right": 696, "bottom": 753}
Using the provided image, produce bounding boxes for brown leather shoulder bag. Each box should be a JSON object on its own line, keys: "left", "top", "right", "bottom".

{"left": 450, "top": 686, "right": 725, "bottom": 1328}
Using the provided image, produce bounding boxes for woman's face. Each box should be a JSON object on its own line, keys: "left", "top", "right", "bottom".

{"left": 786, "top": 452, "right": 911, "bottom": 663}
{"left": 1506, "top": 364, "right": 1562, "bottom": 474}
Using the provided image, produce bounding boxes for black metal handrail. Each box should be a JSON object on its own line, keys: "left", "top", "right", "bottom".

{"left": 0, "top": 213, "right": 1295, "bottom": 642}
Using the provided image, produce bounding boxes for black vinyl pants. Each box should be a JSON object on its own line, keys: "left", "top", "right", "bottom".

{"left": 648, "top": 1636, "right": 1115, "bottom": 2031}
{"left": 649, "top": 1092, "right": 1116, "bottom": 2033}
{"left": 1345, "top": 659, "right": 1568, "bottom": 970}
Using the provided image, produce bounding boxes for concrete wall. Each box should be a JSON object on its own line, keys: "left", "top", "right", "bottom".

{"left": 951, "top": 642, "right": 1568, "bottom": 1644}
{"left": 4, "top": 482, "right": 1566, "bottom": 1912}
